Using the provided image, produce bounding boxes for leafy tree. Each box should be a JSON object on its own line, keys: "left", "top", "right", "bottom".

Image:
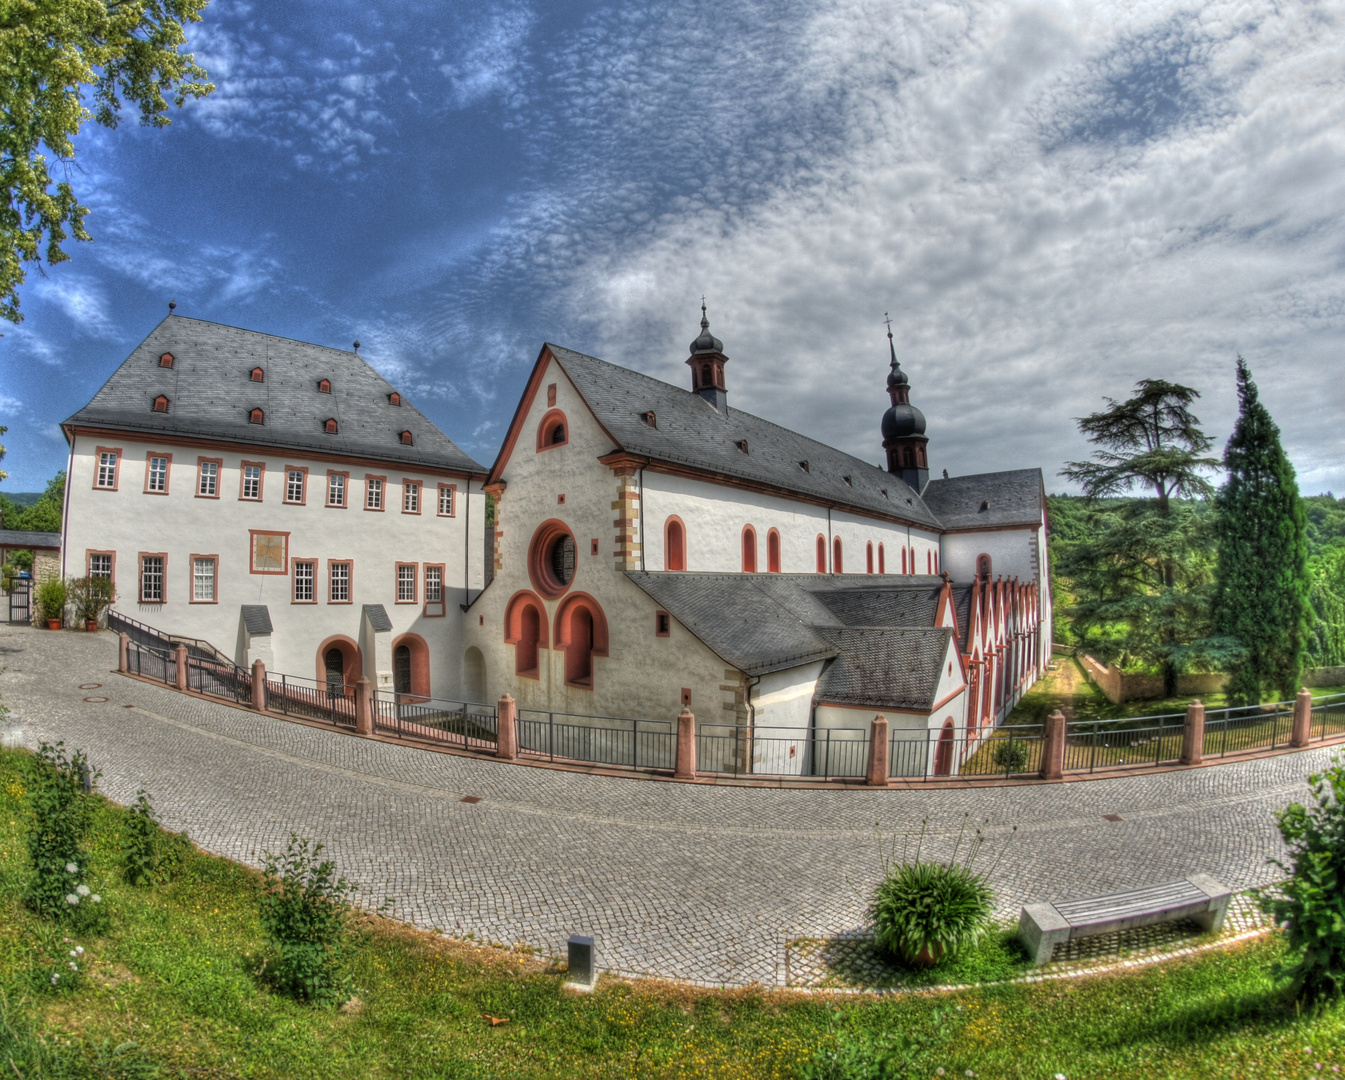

{"left": 0, "top": 423, "right": 7, "bottom": 480}
{"left": 0, "top": 0, "right": 214, "bottom": 322}
{"left": 0, "top": 470, "right": 64, "bottom": 531}
{"left": 1212, "top": 357, "right": 1311, "bottom": 702}
{"left": 1307, "top": 545, "right": 1345, "bottom": 669}
{"left": 1059, "top": 381, "right": 1223, "bottom": 694}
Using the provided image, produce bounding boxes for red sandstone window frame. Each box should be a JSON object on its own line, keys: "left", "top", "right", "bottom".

{"left": 437, "top": 483, "right": 457, "bottom": 517}
{"left": 94, "top": 447, "right": 122, "bottom": 491}
{"left": 664, "top": 516, "right": 687, "bottom": 571}
{"left": 138, "top": 551, "right": 167, "bottom": 604}
{"left": 554, "top": 592, "right": 609, "bottom": 691}
{"left": 816, "top": 534, "right": 827, "bottom": 573}
{"left": 878, "top": 543, "right": 886, "bottom": 574}
{"left": 159, "top": 352, "right": 174, "bottom": 369}
{"left": 977, "top": 553, "right": 991, "bottom": 578}
{"left": 546, "top": 382, "right": 557, "bottom": 407}
{"left": 326, "top": 470, "right": 350, "bottom": 509}
{"left": 143, "top": 451, "right": 172, "bottom": 495}
{"left": 196, "top": 457, "right": 223, "bottom": 499}
{"left": 767, "top": 528, "right": 781, "bottom": 573}
{"left": 364, "top": 474, "right": 386, "bottom": 511}
{"left": 189, "top": 553, "right": 219, "bottom": 604}
{"left": 86, "top": 550, "right": 115, "bottom": 585}
{"left": 504, "top": 590, "right": 548, "bottom": 679}
{"left": 395, "top": 562, "right": 418, "bottom": 604}
{"left": 248, "top": 530, "right": 290, "bottom": 575}
{"left": 866, "top": 542, "right": 874, "bottom": 574}
{"left": 388, "top": 392, "right": 401, "bottom": 406}
{"left": 152, "top": 394, "right": 170, "bottom": 413}
{"left": 401, "top": 479, "right": 422, "bottom": 515}
{"left": 283, "top": 466, "right": 309, "bottom": 506}
{"left": 742, "top": 525, "right": 758, "bottom": 573}
{"left": 249, "top": 408, "right": 265, "bottom": 425}
{"left": 250, "top": 366, "right": 265, "bottom": 382}
{"left": 239, "top": 460, "right": 265, "bottom": 501}
{"left": 291, "top": 558, "right": 318, "bottom": 604}
{"left": 327, "top": 559, "right": 353, "bottom": 604}
{"left": 423, "top": 562, "right": 445, "bottom": 617}
{"left": 528, "top": 520, "right": 578, "bottom": 598}
{"left": 318, "top": 378, "right": 332, "bottom": 394}
{"left": 536, "top": 409, "right": 569, "bottom": 452}
{"left": 901, "top": 547, "right": 907, "bottom": 574}
{"left": 832, "top": 536, "right": 843, "bottom": 574}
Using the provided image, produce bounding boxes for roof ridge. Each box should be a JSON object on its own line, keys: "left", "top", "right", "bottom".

{"left": 166, "top": 315, "right": 368, "bottom": 359}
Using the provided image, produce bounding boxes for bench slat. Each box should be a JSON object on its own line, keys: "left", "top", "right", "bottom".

{"left": 1054, "top": 882, "right": 1206, "bottom": 926}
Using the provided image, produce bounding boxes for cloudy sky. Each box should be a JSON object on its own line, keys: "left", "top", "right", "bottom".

{"left": 2, "top": 0, "right": 1342, "bottom": 494}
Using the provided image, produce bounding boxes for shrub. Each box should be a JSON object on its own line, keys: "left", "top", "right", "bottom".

{"left": 993, "top": 739, "right": 1029, "bottom": 772}
{"left": 24, "top": 742, "right": 105, "bottom": 929}
{"left": 258, "top": 834, "right": 356, "bottom": 1005}
{"left": 122, "top": 790, "right": 161, "bottom": 886}
{"left": 29, "top": 922, "right": 88, "bottom": 994}
{"left": 1262, "top": 755, "right": 1345, "bottom": 1002}
{"left": 10, "top": 548, "right": 33, "bottom": 571}
{"left": 68, "top": 575, "right": 115, "bottom": 623}
{"left": 34, "top": 576, "right": 67, "bottom": 622}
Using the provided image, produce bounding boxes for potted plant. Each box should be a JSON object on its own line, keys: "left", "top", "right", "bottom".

{"left": 35, "top": 576, "right": 68, "bottom": 629}
{"left": 68, "top": 576, "right": 115, "bottom": 631}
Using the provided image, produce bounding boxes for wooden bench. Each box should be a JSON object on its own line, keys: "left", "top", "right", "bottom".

{"left": 1016, "top": 874, "right": 1233, "bottom": 966}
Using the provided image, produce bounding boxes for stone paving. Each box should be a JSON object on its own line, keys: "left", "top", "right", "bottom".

{"left": 0, "top": 625, "right": 1329, "bottom": 987}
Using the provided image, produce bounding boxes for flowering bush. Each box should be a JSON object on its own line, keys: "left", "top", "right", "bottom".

{"left": 24, "top": 741, "right": 105, "bottom": 929}
{"left": 258, "top": 834, "right": 356, "bottom": 1006}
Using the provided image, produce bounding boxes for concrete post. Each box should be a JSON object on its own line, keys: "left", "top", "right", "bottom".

{"left": 118, "top": 632, "right": 130, "bottom": 673}
{"left": 1291, "top": 688, "right": 1313, "bottom": 748}
{"left": 174, "top": 644, "right": 188, "bottom": 692}
{"left": 355, "top": 677, "right": 374, "bottom": 736}
{"left": 674, "top": 707, "right": 697, "bottom": 779}
{"left": 1181, "top": 699, "right": 1205, "bottom": 766}
{"left": 251, "top": 659, "right": 267, "bottom": 712}
{"left": 496, "top": 693, "right": 517, "bottom": 760}
{"left": 1040, "top": 709, "right": 1066, "bottom": 780}
{"left": 865, "top": 714, "right": 890, "bottom": 786}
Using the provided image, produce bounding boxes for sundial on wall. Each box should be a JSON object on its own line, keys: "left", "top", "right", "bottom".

{"left": 252, "top": 532, "right": 287, "bottom": 572}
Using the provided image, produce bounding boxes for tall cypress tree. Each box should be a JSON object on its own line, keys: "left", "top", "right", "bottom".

{"left": 1213, "top": 357, "right": 1310, "bottom": 703}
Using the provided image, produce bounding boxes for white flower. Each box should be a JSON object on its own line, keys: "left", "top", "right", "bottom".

{"left": 65, "top": 862, "right": 78, "bottom": 874}
{"left": 69, "top": 950, "right": 78, "bottom": 958}
{"left": 64, "top": 893, "right": 79, "bottom": 905}
{"left": 49, "top": 974, "right": 59, "bottom": 984}
{"left": 67, "top": 961, "right": 77, "bottom": 970}
{"left": 75, "top": 946, "right": 84, "bottom": 955}
{"left": 75, "top": 884, "right": 90, "bottom": 897}
{"left": 90, "top": 894, "right": 101, "bottom": 903}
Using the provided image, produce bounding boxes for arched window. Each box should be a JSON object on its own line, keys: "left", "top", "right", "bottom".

{"left": 701, "top": 363, "right": 712, "bottom": 387}
{"left": 742, "top": 526, "right": 757, "bottom": 573}
{"left": 909, "top": 547, "right": 915, "bottom": 575}
{"left": 536, "top": 409, "right": 568, "bottom": 451}
{"left": 832, "top": 536, "right": 843, "bottom": 574}
{"left": 934, "top": 720, "right": 956, "bottom": 776}
{"left": 816, "top": 535, "right": 827, "bottom": 573}
{"left": 528, "top": 521, "right": 578, "bottom": 597}
{"left": 927, "top": 550, "right": 932, "bottom": 574}
{"left": 665, "top": 517, "right": 686, "bottom": 571}
{"left": 878, "top": 543, "right": 886, "bottom": 574}
{"left": 977, "top": 554, "right": 992, "bottom": 578}
{"left": 555, "top": 594, "right": 609, "bottom": 690}
{"left": 516, "top": 604, "right": 541, "bottom": 676}
{"left": 901, "top": 547, "right": 907, "bottom": 574}
{"left": 866, "top": 542, "right": 874, "bottom": 574}
{"left": 767, "top": 529, "right": 781, "bottom": 573}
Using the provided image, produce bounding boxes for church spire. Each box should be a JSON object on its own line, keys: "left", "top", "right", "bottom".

{"left": 880, "top": 314, "right": 929, "bottom": 491}
{"left": 686, "top": 299, "right": 729, "bottom": 411}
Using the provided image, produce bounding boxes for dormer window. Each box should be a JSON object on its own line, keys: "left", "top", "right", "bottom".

{"left": 979, "top": 500, "right": 990, "bottom": 512}
{"left": 388, "top": 392, "right": 401, "bottom": 406}
{"left": 880, "top": 488, "right": 888, "bottom": 498}
{"left": 159, "top": 353, "right": 175, "bottom": 368}
{"left": 324, "top": 418, "right": 339, "bottom": 435}
{"left": 736, "top": 440, "right": 749, "bottom": 454}
{"left": 642, "top": 411, "right": 656, "bottom": 428}
{"left": 250, "top": 367, "right": 265, "bottom": 382}
{"left": 798, "top": 460, "right": 809, "bottom": 472}
{"left": 318, "top": 378, "right": 331, "bottom": 394}
{"left": 842, "top": 474, "right": 853, "bottom": 486}
{"left": 399, "top": 430, "right": 413, "bottom": 445}
{"left": 152, "top": 395, "right": 169, "bottom": 413}
{"left": 249, "top": 408, "right": 265, "bottom": 425}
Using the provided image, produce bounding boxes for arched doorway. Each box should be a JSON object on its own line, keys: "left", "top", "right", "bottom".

{"left": 324, "top": 647, "right": 345, "bottom": 698}
{"left": 933, "top": 720, "right": 955, "bottom": 776}
{"left": 554, "top": 593, "right": 609, "bottom": 691}
{"left": 390, "top": 633, "right": 430, "bottom": 702}
{"left": 314, "top": 636, "right": 362, "bottom": 698}
{"left": 394, "top": 645, "right": 411, "bottom": 695}
{"left": 463, "top": 646, "right": 486, "bottom": 703}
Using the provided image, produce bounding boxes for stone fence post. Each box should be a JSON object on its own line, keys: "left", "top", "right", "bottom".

{"left": 174, "top": 644, "right": 188, "bottom": 692}
{"left": 251, "top": 659, "right": 267, "bottom": 712}
{"left": 1181, "top": 699, "right": 1205, "bottom": 766}
{"left": 865, "top": 714, "right": 890, "bottom": 787}
{"left": 355, "top": 677, "right": 374, "bottom": 736}
{"left": 496, "top": 693, "right": 517, "bottom": 760}
{"left": 1291, "top": 688, "right": 1313, "bottom": 748}
{"left": 674, "top": 707, "right": 697, "bottom": 780}
{"left": 1040, "top": 709, "right": 1066, "bottom": 780}
{"left": 118, "top": 632, "right": 130, "bottom": 673}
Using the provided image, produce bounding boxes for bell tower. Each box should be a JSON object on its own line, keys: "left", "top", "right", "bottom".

{"left": 686, "top": 300, "right": 728, "bottom": 412}
{"left": 880, "top": 315, "right": 929, "bottom": 491}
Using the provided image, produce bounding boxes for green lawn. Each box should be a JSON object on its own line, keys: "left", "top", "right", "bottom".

{"left": 2, "top": 744, "right": 1343, "bottom": 1079}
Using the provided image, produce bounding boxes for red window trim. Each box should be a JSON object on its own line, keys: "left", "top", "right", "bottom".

{"left": 536, "top": 408, "right": 569, "bottom": 452}
{"left": 767, "top": 528, "right": 781, "bottom": 573}
{"left": 866, "top": 541, "right": 874, "bottom": 574}
{"left": 878, "top": 543, "right": 886, "bottom": 574}
{"left": 742, "top": 524, "right": 758, "bottom": 573}
{"left": 546, "top": 382, "right": 557, "bottom": 407}
{"left": 816, "top": 534, "right": 827, "bottom": 573}
{"left": 504, "top": 590, "right": 550, "bottom": 680}
{"left": 902, "top": 547, "right": 907, "bottom": 574}
{"left": 188, "top": 553, "right": 220, "bottom": 604}
{"left": 325, "top": 470, "right": 350, "bottom": 509}
{"left": 553, "top": 592, "right": 609, "bottom": 690}
{"left": 364, "top": 473, "right": 386, "bottom": 511}
{"left": 85, "top": 549, "right": 116, "bottom": 585}
{"left": 423, "top": 561, "right": 446, "bottom": 617}
{"left": 832, "top": 536, "right": 843, "bottom": 574}
{"left": 326, "top": 558, "right": 354, "bottom": 605}
{"left": 390, "top": 632, "right": 432, "bottom": 702}
{"left": 143, "top": 451, "right": 173, "bottom": 495}
{"left": 138, "top": 551, "right": 168, "bottom": 604}
{"left": 250, "top": 366, "right": 265, "bottom": 382}
{"left": 401, "top": 478, "right": 422, "bottom": 515}
{"left": 283, "top": 465, "right": 309, "bottom": 506}
{"left": 436, "top": 483, "right": 457, "bottom": 518}
{"left": 196, "top": 457, "right": 223, "bottom": 499}
{"left": 527, "top": 519, "right": 578, "bottom": 599}
{"left": 93, "top": 446, "right": 123, "bottom": 491}
{"left": 291, "top": 557, "right": 319, "bottom": 604}
{"left": 239, "top": 460, "right": 266, "bottom": 501}
{"left": 248, "top": 529, "right": 290, "bottom": 575}
{"left": 395, "top": 561, "right": 419, "bottom": 604}
{"left": 664, "top": 515, "right": 687, "bottom": 571}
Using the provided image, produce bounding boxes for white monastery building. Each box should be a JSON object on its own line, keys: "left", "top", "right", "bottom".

{"left": 63, "top": 309, "right": 1050, "bottom": 777}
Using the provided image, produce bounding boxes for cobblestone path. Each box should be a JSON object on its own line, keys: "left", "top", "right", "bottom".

{"left": 0, "top": 626, "right": 1324, "bottom": 987}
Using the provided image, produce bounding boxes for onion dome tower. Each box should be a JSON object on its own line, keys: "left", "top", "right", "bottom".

{"left": 686, "top": 300, "right": 729, "bottom": 412}
{"left": 881, "top": 316, "right": 929, "bottom": 491}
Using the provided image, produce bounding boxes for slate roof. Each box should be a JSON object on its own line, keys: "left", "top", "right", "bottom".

{"left": 64, "top": 316, "right": 486, "bottom": 476}
{"left": 814, "top": 627, "right": 954, "bottom": 710}
{"left": 546, "top": 346, "right": 941, "bottom": 529}
{"left": 0, "top": 529, "right": 60, "bottom": 549}
{"left": 920, "top": 468, "right": 1044, "bottom": 530}
{"left": 362, "top": 604, "right": 393, "bottom": 632}
{"left": 240, "top": 605, "right": 272, "bottom": 635}
{"left": 623, "top": 571, "right": 956, "bottom": 710}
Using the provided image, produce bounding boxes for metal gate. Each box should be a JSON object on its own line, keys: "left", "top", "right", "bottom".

{"left": 7, "top": 580, "right": 30, "bottom": 624}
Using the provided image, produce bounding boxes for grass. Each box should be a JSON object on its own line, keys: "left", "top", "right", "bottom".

{"left": 1, "top": 744, "right": 1344, "bottom": 1079}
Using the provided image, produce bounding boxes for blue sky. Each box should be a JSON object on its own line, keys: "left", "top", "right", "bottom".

{"left": 2, "top": 0, "right": 1343, "bottom": 494}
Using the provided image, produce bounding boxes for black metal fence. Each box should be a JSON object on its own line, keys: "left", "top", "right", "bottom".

{"left": 517, "top": 709, "right": 674, "bottom": 770}
{"left": 375, "top": 693, "right": 498, "bottom": 751}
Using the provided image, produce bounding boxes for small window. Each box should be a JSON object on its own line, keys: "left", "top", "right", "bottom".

{"left": 979, "top": 500, "right": 989, "bottom": 512}
{"left": 96, "top": 450, "right": 119, "bottom": 489}
{"left": 403, "top": 481, "right": 421, "bottom": 513}
{"left": 327, "top": 473, "right": 346, "bottom": 507}
{"left": 437, "top": 484, "right": 455, "bottom": 516}
{"left": 767, "top": 529, "right": 781, "bottom": 573}
{"left": 590, "top": 538, "right": 600, "bottom": 556}
{"left": 736, "top": 440, "right": 749, "bottom": 454}
{"left": 656, "top": 611, "right": 671, "bottom": 637}
{"left": 366, "top": 476, "right": 384, "bottom": 510}
{"left": 249, "top": 408, "right": 264, "bottom": 425}
{"left": 388, "top": 392, "right": 401, "bottom": 406}
{"left": 152, "top": 395, "right": 169, "bottom": 413}
{"left": 878, "top": 543, "right": 885, "bottom": 573}
{"left": 396, "top": 563, "right": 417, "bottom": 603}
{"left": 643, "top": 411, "right": 656, "bottom": 428}
{"left": 547, "top": 383, "right": 557, "bottom": 407}
{"left": 89, "top": 553, "right": 112, "bottom": 580}
{"left": 250, "top": 367, "right": 265, "bottom": 382}
{"left": 400, "top": 430, "right": 413, "bottom": 445}
{"left": 799, "top": 460, "right": 810, "bottom": 472}
{"left": 329, "top": 561, "right": 351, "bottom": 603}
{"left": 665, "top": 518, "right": 686, "bottom": 571}
{"left": 159, "top": 353, "right": 174, "bottom": 368}
{"left": 146, "top": 455, "right": 169, "bottom": 493}
{"left": 816, "top": 535, "right": 827, "bottom": 573}
{"left": 842, "top": 475, "right": 852, "bottom": 487}
{"left": 318, "top": 378, "right": 332, "bottom": 393}
{"left": 880, "top": 488, "right": 889, "bottom": 498}
{"left": 293, "top": 560, "right": 316, "bottom": 603}
{"left": 977, "top": 554, "right": 992, "bottom": 578}
{"left": 866, "top": 542, "right": 874, "bottom": 574}
{"left": 285, "top": 468, "right": 306, "bottom": 504}
{"left": 192, "top": 557, "right": 217, "bottom": 602}
{"left": 139, "top": 555, "right": 164, "bottom": 603}
{"left": 832, "top": 536, "right": 843, "bottom": 574}
{"left": 324, "top": 418, "right": 338, "bottom": 434}
{"left": 197, "top": 460, "right": 219, "bottom": 497}
{"left": 425, "top": 565, "right": 443, "bottom": 603}
{"left": 241, "top": 463, "right": 262, "bottom": 500}
{"left": 742, "top": 526, "right": 757, "bottom": 573}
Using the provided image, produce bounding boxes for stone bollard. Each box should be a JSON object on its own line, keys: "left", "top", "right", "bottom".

{"left": 1291, "top": 688, "right": 1313, "bottom": 748}
{"left": 251, "top": 659, "right": 267, "bottom": 711}
{"left": 174, "top": 644, "right": 188, "bottom": 692}
{"left": 496, "top": 693, "right": 517, "bottom": 760}
{"left": 674, "top": 706, "right": 697, "bottom": 780}
{"left": 865, "top": 714, "right": 890, "bottom": 786}
{"left": 1039, "top": 709, "right": 1066, "bottom": 780}
{"left": 1181, "top": 699, "right": 1205, "bottom": 766}
{"left": 119, "top": 632, "right": 130, "bottom": 673}
{"left": 355, "top": 677, "right": 374, "bottom": 736}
